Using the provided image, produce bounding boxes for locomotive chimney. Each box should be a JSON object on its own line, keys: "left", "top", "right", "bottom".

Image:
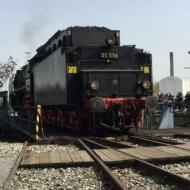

{"left": 170, "top": 52, "right": 174, "bottom": 76}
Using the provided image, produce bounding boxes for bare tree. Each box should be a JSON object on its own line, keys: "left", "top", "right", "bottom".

{"left": 0, "top": 56, "right": 17, "bottom": 88}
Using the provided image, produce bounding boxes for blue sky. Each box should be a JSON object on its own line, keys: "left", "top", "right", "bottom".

{"left": 1, "top": 0, "right": 190, "bottom": 82}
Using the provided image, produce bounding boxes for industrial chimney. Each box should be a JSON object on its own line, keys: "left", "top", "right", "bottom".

{"left": 170, "top": 52, "right": 174, "bottom": 76}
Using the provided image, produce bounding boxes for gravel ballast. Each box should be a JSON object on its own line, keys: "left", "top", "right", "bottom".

{"left": 27, "top": 144, "right": 79, "bottom": 153}
{"left": 8, "top": 167, "right": 111, "bottom": 190}
{"left": 112, "top": 167, "right": 179, "bottom": 190}
{"left": 0, "top": 142, "right": 22, "bottom": 157}
{"left": 0, "top": 142, "right": 23, "bottom": 190}
{"left": 159, "top": 161, "right": 190, "bottom": 179}
{"left": 163, "top": 137, "right": 190, "bottom": 143}
{"left": 172, "top": 138, "right": 190, "bottom": 143}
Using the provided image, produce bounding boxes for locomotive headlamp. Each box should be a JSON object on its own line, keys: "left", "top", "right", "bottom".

{"left": 143, "top": 80, "right": 151, "bottom": 89}
{"left": 90, "top": 80, "right": 99, "bottom": 90}
{"left": 107, "top": 37, "right": 115, "bottom": 45}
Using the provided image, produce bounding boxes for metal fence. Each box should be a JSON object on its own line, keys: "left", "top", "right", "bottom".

{"left": 1, "top": 104, "right": 44, "bottom": 141}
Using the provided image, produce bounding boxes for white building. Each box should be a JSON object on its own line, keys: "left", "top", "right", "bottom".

{"left": 159, "top": 76, "right": 190, "bottom": 96}
{"left": 182, "top": 79, "right": 190, "bottom": 95}
{"left": 159, "top": 76, "right": 182, "bottom": 96}
{"left": 159, "top": 52, "right": 190, "bottom": 96}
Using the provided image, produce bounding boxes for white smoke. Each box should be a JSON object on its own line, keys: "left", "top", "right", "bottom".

{"left": 21, "top": 2, "right": 52, "bottom": 53}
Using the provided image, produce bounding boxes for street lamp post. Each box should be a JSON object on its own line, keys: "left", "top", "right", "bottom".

{"left": 184, "top": 51, "right": 190, "bottom": 70}
{"left": 183, "top": 51, "right": 190, "bottom": 96}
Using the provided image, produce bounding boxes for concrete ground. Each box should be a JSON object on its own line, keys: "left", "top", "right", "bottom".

{"left": 0, "top": 157, "right": 16, "bottom": 190}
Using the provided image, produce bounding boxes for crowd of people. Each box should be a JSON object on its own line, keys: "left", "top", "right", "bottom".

{"left": 156, "top": 91, "right": 190, "bottom": 112}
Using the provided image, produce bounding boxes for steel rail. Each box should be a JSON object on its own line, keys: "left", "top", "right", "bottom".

{"left": 129, "top": 132, "right": 183, "bottom": 145}
{"left": 84, "top": 138, "right": 111, "bottom": 149}
{"left": 94, "top": 136, "right": 171, "bottom": 147}
{"left": 78, "top": 139, "right": 127, "bottom": 190}
{"left": 174, "top": 133, "right": 190, "bottom": 138}
{"left": 101, "top": 135, "right": 167, "bottom": 146}
{"left": 2, "top": 141, "right": 28, "bottom": 190}
{"left": 96, "top": 136, "right": 190, "bottom": 159}
{"left": 129, "top": 135, "right": 173, "bottom": 146}
{"left": 84, "top": 138, "right": 190, "bottom": 189}
{"left": 142, "top": 135, "right": 182, "bottom": 144}
{"left": 92, "top": 137, "right": 135, "bottom": 148}
{"left": 129, "top": 133, "right": 190, "bottom": 153}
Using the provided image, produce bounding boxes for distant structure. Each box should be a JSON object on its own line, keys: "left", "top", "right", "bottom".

{"left": 182, "top": 79, "right": 190, "bottom": 95}
{"left": 159, "top": 76, "right": 182, "bottom": 96}
{"left": 159, "top": 52, "right": 190, "bottom": 96}
{"left": 159, "top": 52, "right": 182, "bottom": 95}
{"left": 170, "top": 52, "right": 174, "bottom": 77}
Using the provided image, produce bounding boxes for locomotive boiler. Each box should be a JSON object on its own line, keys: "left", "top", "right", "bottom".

{"left": 10, "top": 26, "right": 153, "bottom": 132}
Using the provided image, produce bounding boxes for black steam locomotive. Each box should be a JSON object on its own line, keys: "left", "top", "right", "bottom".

{"left": 10, "top": 26, "right": 153, "bottom": 132}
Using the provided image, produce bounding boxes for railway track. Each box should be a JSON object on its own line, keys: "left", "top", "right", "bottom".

{"left": 126, "top": 132, "right": 190, "bottom": 155}
{"left": 4, "top": 133, "right": 190, "bottom": 189}
{"left": 128, "top": 132, "right": 184, "bottom": 144}
{"left": 81, "top": 137, "right": 190, "bottom": 189}
{"left": 79, "top": 139, "right": 127, "bottom": 190}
